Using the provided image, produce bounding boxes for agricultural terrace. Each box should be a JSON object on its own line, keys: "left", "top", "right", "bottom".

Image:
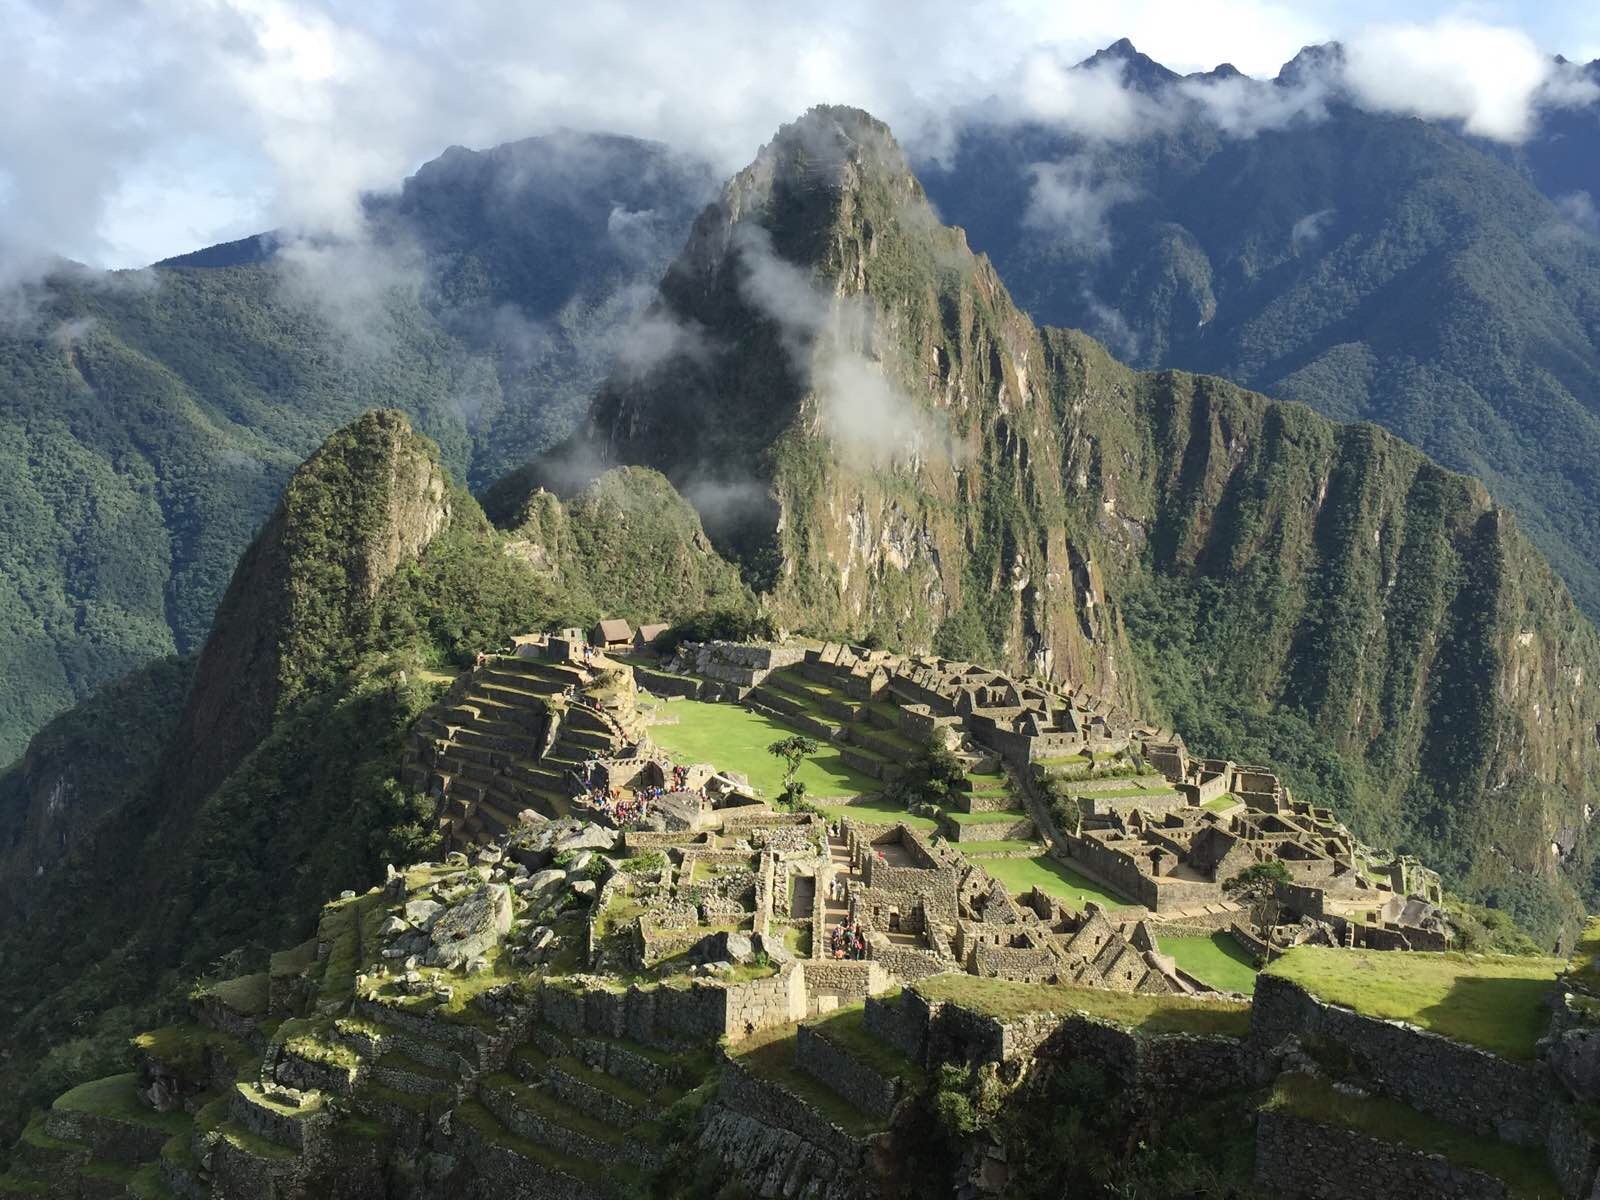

{"left": 978, "top": 855, "right": 1131, "bottom": 912}
{"left": 1263, "top": 946, "right": 1563, "bottom": 1060}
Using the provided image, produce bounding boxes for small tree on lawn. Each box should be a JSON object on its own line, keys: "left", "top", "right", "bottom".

{"left": 1225, "top": 861, "right": 1290, "bottom": 964}
{"left": 768, "top": 735, "right": 819, "bottom": 804}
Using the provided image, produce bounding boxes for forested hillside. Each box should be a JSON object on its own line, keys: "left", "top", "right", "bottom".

{"left": 582, "top": 105, "right": 1600, "bottom": 942}
{"left": 0, "top": 133, "right": 709, "bottom": 763}
{"left": 918, "top": 39, "right": 1600, "bottom": 627}
{"left": 0, "top": 410, "right": 750, "bottom": 1138}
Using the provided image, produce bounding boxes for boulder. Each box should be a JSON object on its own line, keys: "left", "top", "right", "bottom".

{"left": 380, "top": 916, "right": 410, "bottom": 938}
{"left": 517, "top": 869, "right": 566, "bottom": 902}
{"left": 556, "top": 825, "right": 617, "bottom": 854}
{"left": 425, "top": 884, "right": 513, "bottom": 968}
{"left": 571, "top": 879, "right": 597, "bottom": 901}
{"left": 566, "top": 851, "right": 594, "bottom": 876}
{"left": 404, "top": 899, "right": 444, "bottom": 930}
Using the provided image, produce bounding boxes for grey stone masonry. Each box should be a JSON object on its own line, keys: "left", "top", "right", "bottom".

{"left": 1249, "top": 973, "right": 1550, "bottom": 1146}
{"left": 1255, "top": 1109, "right": 1512, "bottom": 1199}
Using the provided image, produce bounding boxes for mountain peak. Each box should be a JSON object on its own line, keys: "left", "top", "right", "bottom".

{"left": 1077, "top": 38, "right": 1180, "bottom": 90}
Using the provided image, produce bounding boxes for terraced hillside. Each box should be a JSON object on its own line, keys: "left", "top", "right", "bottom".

{"left": 405, "top": 655, "right": 638, "bottom": 845}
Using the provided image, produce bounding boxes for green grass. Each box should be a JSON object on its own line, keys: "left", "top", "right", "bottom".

{"left": 959, "top": 840, "right": 1044, "bottom": 857}
{"left": 53, "top": 1074, "right": 192, "bottom": 1134}
{"left": 1201, "top": 794, "right": 1238, "bottom": 812}
{"left": 646, "top": 700, "right": 877, "bottom": 799}
{"left": 978, "top": 856, "right": 1131, "bottom": 910}
{"left": 810, "top": 795, "right": 939, "bottom": 832}
{"left": 1266, "top": 1073, "right": 1561, "bottom": 1198}
{"left": 732, "top": 1034, "right": 884, "bottom": 1136}
{"left": 804, "top": 1004, "right": 925, "bottom": 1087}
{"left": 1159, "top": 933, "right": 1259, "bottom": 994}
{"left": 132, "top": 1023, "right": 253, "bottom": 1078}
{"left": 1264, "top": 947, "right": 1562, "bottom": 1060}
{"left": 1568, "top": 916, "right": 1600, "bottom": 993}
{"left": 913, "top": 974, "right": 1251, "bottom": 1037}
{"left": 200, "top": 972, "right": 269, "bottom": 1016}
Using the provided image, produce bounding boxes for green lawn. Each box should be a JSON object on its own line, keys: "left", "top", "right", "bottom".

{"left": 943, "top": 809, "right": 1028, "bottom": 825}
{"left": 1266, "top": 1073, "right": 1560, "bottom": 1198}
{"left": 960, "top": 840, "right": 1045, "bottom": 857}
{"left": 1264, "top": 947, "right": 1562, "bottom": 1060}
{"left": 1201, "top": 794, "right": 1238, "bottom": 812}
{"left": 811, "top": 794, "right": 939, "bottom": 832}
{"left": 646, "top": 700, "right": 877, "bottom": 799}
{"left": 914, "top": 974, "right": 1250, "bottom": 1037}
{"left": 979, "top": 856, "right": 1131, "bottom": 910}
{"left": 1160, "top": 933, "right": 1259, "bottom": 994}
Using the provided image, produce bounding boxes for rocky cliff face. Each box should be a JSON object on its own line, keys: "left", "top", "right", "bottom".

{"left": 165, "top": 410, "right": 451, "bottom": 803}
{"left": 589, "top": 107, "right": 1130, "bottom": 700}
{"left": 1046, "top": 332, "right": 1600, "bottom": 912}
{"left": 583, "top": 107, "right": 1600, "bottom": 926}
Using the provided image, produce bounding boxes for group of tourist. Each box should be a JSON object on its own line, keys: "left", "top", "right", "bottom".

{"left": 588, "top": 786, "right": 655, "bottom": 826}
{"left": 829, "top": 921, "right": 867, "bottom": 961}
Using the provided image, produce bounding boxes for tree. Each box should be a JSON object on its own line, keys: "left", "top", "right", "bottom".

{"left": 767, "top": 735, "right": 819, "bottom": 802}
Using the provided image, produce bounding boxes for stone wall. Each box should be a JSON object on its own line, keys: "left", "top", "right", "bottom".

{"left": 1254, "top": 1110, "right": 1512, "bottom": 1199}
{"left": 802, "top": 960, "right": 889, "bottom": 1003}
{"left": 1249, "top": 974, "right": 1550, "bottom": 1146}
{"left": 796, "top": 1024, "right": 903, "bottom": 1119}
{"left": 717, "top": 1053, "right": 873, "bottom": 1168}
{"left": 864, "top": 991, "right": 929, "bottom": 1063}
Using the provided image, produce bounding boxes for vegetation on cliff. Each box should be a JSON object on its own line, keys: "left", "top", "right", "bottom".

{"left": 0, "top": 410, "right": 746, "bottom": 1142}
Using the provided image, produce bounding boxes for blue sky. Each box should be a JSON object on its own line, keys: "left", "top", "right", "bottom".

{"left": 2, "top": 0, "right": 1599, "bottom": 276}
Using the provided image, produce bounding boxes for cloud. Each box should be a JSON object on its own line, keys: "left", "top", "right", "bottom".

{"left": 733, "top": 225, "right": 938, "bottom": 465}
{"left": 1341, "top": 19, "right": 1598, "bottom": 141}
{"left": 1022, "top": 156, "right": 1135, "bottom": 251}
{"left": 1291, "top": 207, "right": 1337, "bottom": 252}
{"left": 3, "top": 0, "right": 1600, "bottom": 285}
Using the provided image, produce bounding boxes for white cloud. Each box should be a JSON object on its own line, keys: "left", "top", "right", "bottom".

{"left": 1022, "top": 156, "right": 1134, "bottom": 251}
{"left": 733, "top": 225, "right": 935, "bottom": 465}
{"left": 2, "top": 0, "right": 1600, "bottom": 279}
{"left": 1342, "top": 19, "right": 1599, "bottom": 142}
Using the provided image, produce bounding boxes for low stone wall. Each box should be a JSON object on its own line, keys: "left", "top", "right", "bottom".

{"left": 1249, "top": 974, "right": 1550, "bottom": 1146}
{"left": 1545, "top": 1100, "right": 1600, "bottom": 1199}
{"left": 718, "top": 1053, "right": 872, "bottom": 1167}
{"left": 864, "top": 991, "right": 928, "bottom": 1063}
{"left": 1145, "top": 909, "right": 1239, "bottom": 937}
{"left": 1254, "top": 1110, "right": 1512, "bottom": 1199}
{"left": 802, "top": 959, "right": 888, "bottom": 1003}
{"left": 796, "top": 1024, "right": 902, "bottom": 1119}
{"left": 944, "top": 816, "right": 1035, "bottom": 843}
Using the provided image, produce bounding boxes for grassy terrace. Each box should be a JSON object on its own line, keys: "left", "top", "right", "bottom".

{"left": 646, "top": 699, "right": 876, "bottom": 799}
{"left": 914, "top": 974, "right": 1251, "bottom": 1037}
{"left": 730, "top": 1024, "right": 885, "bottom": 1137}
{"left": 1159, "top": 933, "right": 1259, "bottom": 995}
{"left": 978, "top": 855, "right": 1131, "bottom": 910}
{"left": 805, "top": 1004, "right": 926, "bottom": 1088}
{"left": 810, "top": 795, "right": 938, "bottom": 832}
{"left": 53, "top": 1074, "right": 192, "bottom": 1135}
{"left": 943, "top": 809, "right": 1028, "bottom": 825}
{"left": 961, "top": 840, "right": 1045, "bottom": 857}
{"left": 1264, "top": 947, "right": 1562, "bottom": 1060}
{"left": 1568, "top": 916, "right": 1600, "bottom": 993}
{"left": 1266, "top": 1073, "right": 1561, "bottom": 1198}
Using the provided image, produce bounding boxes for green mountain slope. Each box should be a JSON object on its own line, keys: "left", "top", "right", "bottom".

{"left": 917, "top": 41, "right": 1600, "bottom": 629}
{"left": 582, "top": 105, "right": 1600, "bottom": 938}
{"left": 0, "top": 411, "right": 748, "bottom": 1134}
{"left": 0, "top": 132, "right": 710, "bottom": 764}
